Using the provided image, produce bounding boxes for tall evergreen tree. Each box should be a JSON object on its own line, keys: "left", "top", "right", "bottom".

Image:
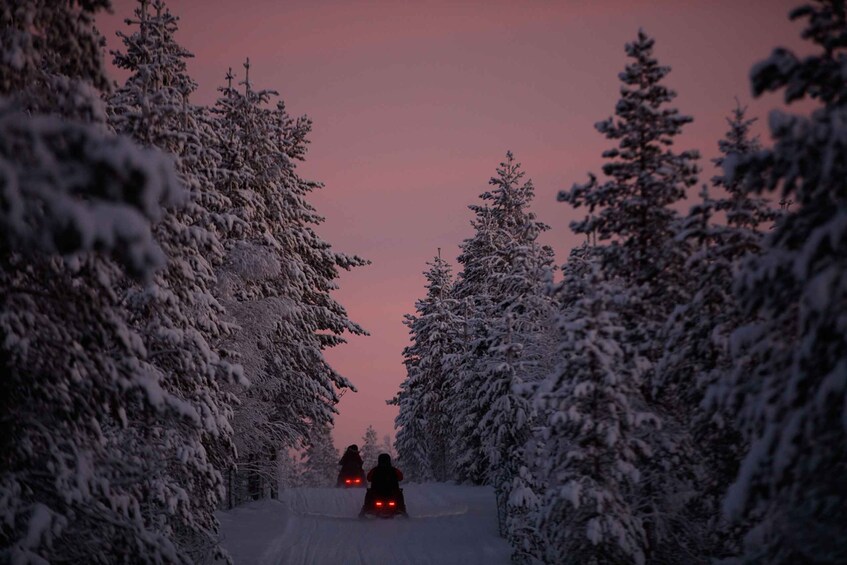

{"left": 0, "top": 1, "right": 195, "bottom": 561}
{"left": 106, "top": 2, "right": 242, "bottom": 559}
{"left": 210, "top": 60, "right": 367, "bottom": 500}
{"left": 473, "top": 154, "right": 557, "bottom": 546}
{"left": 391, "top": 373, "right": 429, "bottom": 481}
{"left": 560, "top": 30, "right": 700, "bottom": 294}
{"left": 557, "top": 28, "right": 699, "bottom": 384}
{"left": 509, "top": 243, "right": 601, "bottom": 563}
{"left": 654, "top": 104, "right": 776, "bottom": 560}
{"left": 300, "top": 426, "right": 339, "bottom": 488}
{"left": 535, "top": 263, "right": 654, "bottom": 565}
{"left": 395, "top": 252, "right": 461, "bottom": 481}
{"left": 717, "top": 2, "right": 847, "bottom": 561}
{"left": 558, "top": 31, "right": 700, "bottom": 559}
{"left": 445, "top": 213, "right": 499, "bottom": 484}
{"left": 360, "top": 425, "right": 379, "bottom": 471}
{"left": 448, "top": 152, "right": 553, "bottom": 486}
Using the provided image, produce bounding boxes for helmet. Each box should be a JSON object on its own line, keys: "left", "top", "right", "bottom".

{"left": 348, "top": 444, "right": 359, "bottom": 452}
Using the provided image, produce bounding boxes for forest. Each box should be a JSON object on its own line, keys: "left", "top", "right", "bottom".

{"left": 1, "top": 0, "right": 367, "bottom": 562}
{"left": 394, "top": 4, "right": 847, "bottom": 565}
{"left": 1, "top": 0, "right": 846, "bottom": 564}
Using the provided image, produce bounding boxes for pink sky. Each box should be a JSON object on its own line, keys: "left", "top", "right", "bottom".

{"left": 98, "top": 0, "right": 806, "bottom": 452}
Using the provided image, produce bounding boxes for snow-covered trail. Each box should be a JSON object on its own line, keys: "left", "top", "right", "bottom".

{"left": 217, "top": 483, "right": 512, "bottom": 565}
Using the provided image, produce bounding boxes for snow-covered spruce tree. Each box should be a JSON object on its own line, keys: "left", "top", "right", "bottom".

{"left": 558, "top": 29, "right": 699, "bottom": 373}
{"left": 506, "top": 444, "right": 546, "bottom": 564}
{"left": 479, "top": 315, "right": 542, "bottom": 545}
{"left": 509, "top": 243, "right": 600, "bottom": 563}
{"left": 715, "top": 2, "right": 847, "bottom": 562}
{"left": 710, "top": 105, "right": 778, "bottom": 238}
{"left": 448, "top": 153, "right": 553, "bottom": 488}
{"left": 211, "top": 69, "right": 301, "bottom": 502}
{"left": 449, "top": 284, "right": 491, "bottom": 488}
{"left": 360, "top": 425, "right": 379, "bottom": 471}
{"left": 558, "top": 30, "right": 699, "bottom": 559}
{"left": 391, "top": 369, "right": 429, "bottom": 481}
{"left": 534, "top": 262, "right": 654, "bottom": 565}
{"left": 210, "top": 62, "right": 367, "bottom": 503}
{"left": 394, "top": 252, "right": 462, "bottom": 481}
{"left": 300, "top": 426, "right": 340, "bottom": 488}
{"left": 467, "top": 154, "right": 556, "bottom": 547}
{"left": 106, "top": 1, "right": 242, "bottom": 560}
{"left": 1, "top": 0, "right": 110, "bottom": 121}
{"left": 0, "top": 2, "right": 206, "bottom": 562}
{"left": 654, "top": 104, "right": 776, "bottom": 560}
{"left": 444, "top": 209, "right": 499, "bottom": 484}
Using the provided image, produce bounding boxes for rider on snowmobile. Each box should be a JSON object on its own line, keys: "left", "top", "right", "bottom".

{"left": 337, "top": 444, "right": 365, "bottom": 487}
{"left": 360, "top": 453, "right": 406, "bottom": 515}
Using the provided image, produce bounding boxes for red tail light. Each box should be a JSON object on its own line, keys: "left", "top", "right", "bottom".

{"left": 375, "top": 501, "right": 383, "bottom": 507}
{"left": 354, "top": 478, "right": 361, "bottom": 484}
{"left": 345, "top": 479, "right": 352, "bottom": 484}
{"left": 388, "top": 501, "right": 396, "bottom": 507}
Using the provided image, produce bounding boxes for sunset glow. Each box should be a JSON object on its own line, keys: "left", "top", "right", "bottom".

{"left": 97, "top": 0, "right": 807, "bottom": 450}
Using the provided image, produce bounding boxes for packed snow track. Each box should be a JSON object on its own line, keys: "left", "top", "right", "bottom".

{"left": 217, "top": 483, "right": 511, "bottom": 564}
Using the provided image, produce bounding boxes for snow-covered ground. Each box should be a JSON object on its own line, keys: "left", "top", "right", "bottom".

{"left": 217, "top": 483, "right": 512, "bottom": 564}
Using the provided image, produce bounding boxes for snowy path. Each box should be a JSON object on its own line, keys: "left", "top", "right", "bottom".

{"left": 217, "top": 483, "right": 512, "bottom": 565}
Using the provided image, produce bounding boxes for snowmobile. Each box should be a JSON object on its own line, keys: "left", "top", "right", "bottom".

{"left": 337, "top": 470, "right": 366, "bottom": 488}
{"left": 359, "top": 488, "right": 407, "bottom": 519}
{"left": 337, "top": 444, "right": 365, "bottom": 488}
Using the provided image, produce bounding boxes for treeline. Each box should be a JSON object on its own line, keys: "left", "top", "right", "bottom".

{"left": 0, "top": 0, "right": 363, "bottom": 563}
{"left": 394, "top": 4, "right": 847, "bottom": 564}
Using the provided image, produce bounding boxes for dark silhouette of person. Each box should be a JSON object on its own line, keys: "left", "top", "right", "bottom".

{"left": 360, "top": 453, "right": 406, "bottom": 516}
{"left": 337, "top": 444, "right": 365, "bottom": 487}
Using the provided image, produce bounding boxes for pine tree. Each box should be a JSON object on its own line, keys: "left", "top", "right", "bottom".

{"left": 512, "top": 244, "right": 602, "bottom": 563}
{"left": 446, "top": 272, "right": 496, "bottom": 483}
{"left": 557, "top": 29, "right": 699, "bottom": 380}
{"left": 391, "top": 372, "right": 429, "bottom": 481}
{"left": 535, "top": 264, "right": 655, "bottom": 565}
{"left": 106, "top": 2, "right": 243, "bottom": 559}
{"left": 711, "top": 104, "right": 777, "bottom": 235}
{"left": 395, "top": 252, "right": 461, "bottom": 481}
{"left": 557, "top": 31, "right": 700, "bottom": 558}
{"left": 448, "top": 152, "right": 553, "bottom": 486}
{"left": 301, "top": 426, "right": 340, "bottom": 488}
{"left": 361, "top": 425, "right": 380, "bottom": 471}
{"left": 717, "top": 2, "right": 847, "bottom": 561}
{"left": 652, "top": 104, "right": 776, "bottom": 560}
{"left": 560, "top": 30, "right": 700, "bottom": 292}
{"left": 210, "top": 60, "right": 367, "bottom": 501}
{"left": 463, "top": 154, "right": 556, "bottom": 546}
{"left": 0, "top": 1, "right": 197, "bottom": 561}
